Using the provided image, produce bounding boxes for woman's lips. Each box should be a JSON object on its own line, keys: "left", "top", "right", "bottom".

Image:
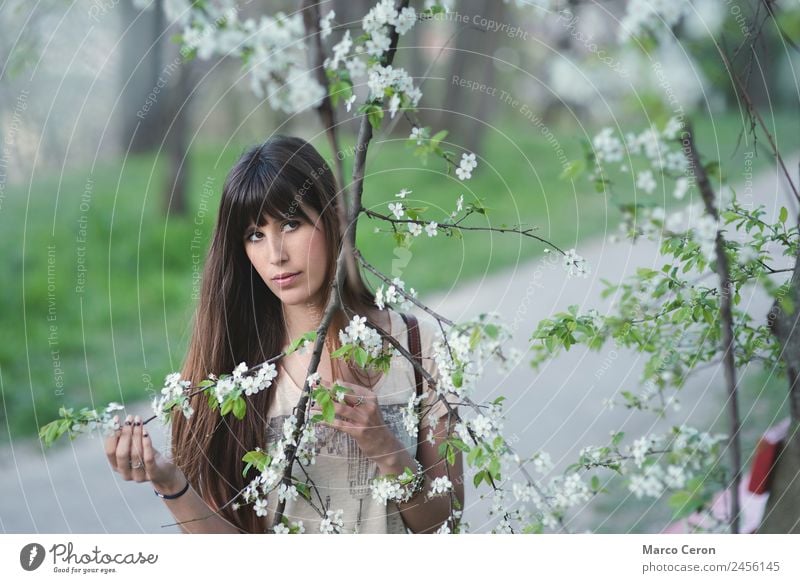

{"left": 273, "top": 272, "right": 300, "bottom": 287}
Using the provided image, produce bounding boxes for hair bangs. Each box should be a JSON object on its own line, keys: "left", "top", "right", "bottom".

{"left": 228, "top": 160, "right": 313, "bottom": 238}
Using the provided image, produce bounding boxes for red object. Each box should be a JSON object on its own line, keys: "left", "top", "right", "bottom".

{"left": 748, "top": 418, "right": 790, "bottom": 495}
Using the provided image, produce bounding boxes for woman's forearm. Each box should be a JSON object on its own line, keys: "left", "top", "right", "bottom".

{"left": 377, "top": 450, "right": 452, "bottom": 534}
{"left": 154, "top": 475, "right": 241, "bottom": 534}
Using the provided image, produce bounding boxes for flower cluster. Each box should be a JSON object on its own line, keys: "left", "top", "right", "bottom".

{"left": 428, "top": 476, "right": 453, "bottom": 498}
{"left": 591, "top": 118, "right": 690, "bottom": 199}
{"left": 410, "top": 127, "right": 428, "bottom": 145}
{"left": 173, "top": 4, "right": 326, "bottom": 114}
{"left": 366, "top": 64, "right": 422, "bottom": 117}
{"left": 272, "top": 520, "right": 305, "bottom": 534}
{"left": 625, "top": 426, "right": 726, "bottom": 500}
{"left": 401, "top": 390, "right": 425, "bottom": 438}
{"left": 66, "top": 402, "right": 124, "bottom": 439}
{"left": 369, "top": 477, "right": 405, "bottom": 505}
{"left": 563, "top": 248, "right": 590, "bottom": 278}
{"left": 619, "top": 0, "right": 689, "bottom": 43}
{"left": 432, "top": 313, "right": 512, "bottom": 399}
{"left": 213, "top": 361, "right": 278, "bottom": 404}
{"left": 362, "top": 0, "right": 416, "bottom": 58}
{"left": 151, "top": 372, "right": 192, "bottom": 424}
{"left": 455, "top": 152, "right": 477, "bottom": 181}
{"left": 374, "top": 277, "right": 417, "bottom": 311}
{"left": 319, "top": 9, "right": 335, "bottom": 39}
{"left": 319, "top": 508, "right": 345, "bottom": 534}
{"left": 339, "top": 314, "right": 385, "bottom": 359}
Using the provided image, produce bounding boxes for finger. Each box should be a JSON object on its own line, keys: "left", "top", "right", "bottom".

{"left": 115, "top": 414, "right": 133, "bottom": 480}
{"left": 317, "top": 417, "right": 357, "bottom": 435}
{"left": 104, "top": 415, "right": 122, "bottom": 469}
{"left": 141, "top": 426, "right": 161, "bottom": 481}
{"left": 130, "top": 416, "right": 147, "bottom": 482}
{"left": 339, "top": 384, "right": 377, "bottom": 408}
{"left": 333, "top": 401, "right": 365, "bottom": 423}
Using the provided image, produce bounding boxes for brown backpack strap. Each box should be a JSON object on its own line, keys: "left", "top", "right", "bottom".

{"left": 399, "top": 312, "right": 424, "bottom": 402}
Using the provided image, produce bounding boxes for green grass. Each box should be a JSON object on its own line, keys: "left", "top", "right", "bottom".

{"left": 2, "top": 110, "right": 798, "bottom": 445}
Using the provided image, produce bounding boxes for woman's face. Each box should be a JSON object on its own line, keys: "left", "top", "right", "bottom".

{"left": 243, "top": 204, "right": 329, "bottom": 310}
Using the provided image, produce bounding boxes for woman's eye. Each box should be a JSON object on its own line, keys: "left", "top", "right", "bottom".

{"left": 282, "top": 220, "right": 300, "bottom": 232}
{"left": 246, "top": 230, "right": 263, "bottom": 243}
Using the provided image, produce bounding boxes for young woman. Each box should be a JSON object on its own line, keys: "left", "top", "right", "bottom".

{"left": 104, "top": 136, "right": 464, "bottom": 534}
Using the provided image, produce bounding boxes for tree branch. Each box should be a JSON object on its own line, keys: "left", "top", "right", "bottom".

{"left": 684, "top": 124, "right": 743, "bottom": 534}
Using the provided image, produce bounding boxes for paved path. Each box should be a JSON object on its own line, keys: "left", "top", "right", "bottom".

{"left": 1, "top": 159, "right": 796, "bottom": 533}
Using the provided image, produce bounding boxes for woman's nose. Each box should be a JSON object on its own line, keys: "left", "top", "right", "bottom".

{"left": 267, "top": 234, "right": 289, "bottom": 264}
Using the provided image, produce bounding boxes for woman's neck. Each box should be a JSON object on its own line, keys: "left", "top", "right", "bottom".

{"left": 282, "top": 301, "right": 326, "bottom": 342}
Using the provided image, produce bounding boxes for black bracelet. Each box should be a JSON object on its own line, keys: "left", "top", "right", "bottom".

{"left": 154, "top": 480, "right": 190, "bottom": 500}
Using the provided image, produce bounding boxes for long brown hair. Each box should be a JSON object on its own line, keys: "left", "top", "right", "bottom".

{"left": 171, "top": 136, "right": 380, "bottom": 533}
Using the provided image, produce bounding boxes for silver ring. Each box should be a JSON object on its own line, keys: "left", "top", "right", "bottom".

{"left": 354, "top": 395, "right": 365, "bottom": 407}
{"left": 130, "top": 460, "right": 143, "bottom": 470}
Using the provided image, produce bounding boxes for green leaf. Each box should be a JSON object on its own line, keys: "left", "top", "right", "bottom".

{"left": 668, "top": 490, "right": 701, "bottom": 520}
{"left": 331, "top": 344, "right": 351, "bottom": 359}
{"left": 364, "top": 103, "right": 384, "bottom": 130}
{"left": 322, "top": 398, "right": 336, "bottom": 423}
{"left": 295, "top": 482, "right": 311, "bottom": 501}
{"left": 559, "top": 159, "right": 586, "bottom": 181}
{"left": 430, "top": 129, "right": 447, "bottom": 148}
{"left": 220, "top": 398, "right": 234, "bottom": 416}
{"left": 354, "top": 346, "right": 369, "bottom": 368}
{"left": 232, "top": 396, "right": 247, "bottom": 420}
{"left": 286, "top": 331, "right": 317, "bottom": 355}
{"left": 473, "top": 469, "right": 487, "bottom": 488}
{"left": 780, "top": 206, "right": 788, "bottom": 224}
{"left": 241, "top": 450, "right": 270, "bottom": 474}
{"left": 591, "top": 475, "right": 600, "bottom": 491}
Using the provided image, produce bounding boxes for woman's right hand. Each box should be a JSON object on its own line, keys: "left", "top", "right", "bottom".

{"left": 104, "top": 414, "right": 185, "bottom": 494}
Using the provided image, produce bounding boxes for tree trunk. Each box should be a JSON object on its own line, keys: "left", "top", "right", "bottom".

{"left": 758, "top": 253, "right": 800, "bottom": 532}
{"left": 119, "top": 0, "right": 167, "bottom": 153}
{"left": 163, "top": 60, "right": 194, "bottom": 217}
{"left": 758, "top": 424, "right": 800, "bottom": 533}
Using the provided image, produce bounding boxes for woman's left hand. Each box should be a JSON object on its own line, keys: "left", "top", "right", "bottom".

{"left": 311, "top": 380, "right": 404, "bottom": 469}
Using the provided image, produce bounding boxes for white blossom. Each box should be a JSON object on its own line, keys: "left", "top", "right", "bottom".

{"left": 395, "top": 6, "right": 416, "bottom": 35}
{"left": 374, "top": 277, "right": 417, "bottom": 311}
{"left": 389, "top": 202, "right": 404, "bottom": 219}
{"left": 396, "top": 188, "right": 412, "bottom": 199}
{"left": 619, "top": 0, "right": 689, "bottom": 43}
{"left": 319, "top": 508, "right": 344, "bottom": 533}
{"left": 408, "top": 222, "right": 423, "bottom": 237}
{"left": 254, "top": 498, "right": 269, "bottom": 517}
{"left": 345, "top": 56, "right": 366, "bottom": 79}
{"left": 428, "top": 476, "right": 453, "bottom": 497}
{"left": 277, "top": 483, "right": 299, "bottom": 503}
{"left": 563, "top": 248, "right": 590, "bottom": 278}
{"left": 370, "top": 477, "right": 404, "bottom": 505}
{"left": 636, "top": 169, "right": 657, "bottom": 194}
{"left": 320, "top": 10, "right": 335, "bottom": 39}
{"left": 673, "top": 176, "right": 689, "bottom": 200}
{"left": 339, "top": 314, "right": 384, "bottom": 358}
{"left": 592, "top": 127, "right": 624, "bottom": 164}
{"left": 425, "top": 221, "right": 438, "bottom": 237}
{"left": 410, "top": 126, "right": 427, "bottom": 145}
{"left": 306, "top": 372, "right": 321, "bottom": 389}
{"left": 402, "top": 392, "right": 421, "bottom": 438}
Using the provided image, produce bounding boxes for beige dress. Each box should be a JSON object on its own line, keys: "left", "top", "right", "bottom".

{"left": 262, "top": 310, "right": 455, "bottom": 534}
